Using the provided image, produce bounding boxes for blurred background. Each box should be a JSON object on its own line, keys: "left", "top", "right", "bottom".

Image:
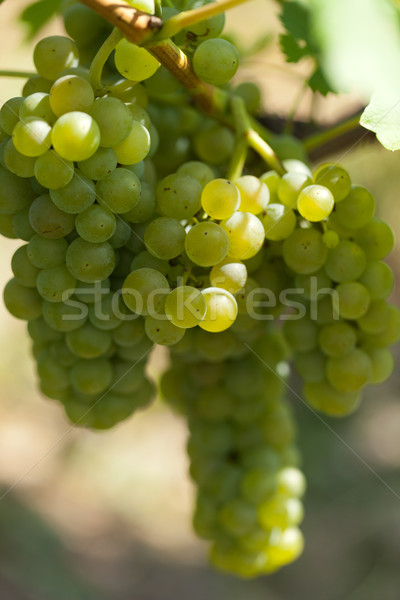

{"left": 0, "top": 1, "right": 400, "bottom": 599}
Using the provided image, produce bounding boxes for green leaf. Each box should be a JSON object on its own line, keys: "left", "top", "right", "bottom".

{"left": 20, "top": 0, "right": 63, "bottom": 39}
{"left": 279, "top": 0, "right": 334, "bottom": 95}
{"left": 309, "top": 0, "right": 400, "bottom": 98}
{"left": 361, "top": 94, "right": 400, "bottom": 151}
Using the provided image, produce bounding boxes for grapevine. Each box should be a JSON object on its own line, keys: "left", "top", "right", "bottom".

{"left": 0, "top": 0, "right": 399, "bottom": 581}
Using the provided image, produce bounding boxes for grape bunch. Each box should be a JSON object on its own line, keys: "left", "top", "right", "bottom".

{"left": 162, "top": 324, "right": 305, "bottom": 578}
{"left": 0, "top": 0, "right": 398, "bottom": 579}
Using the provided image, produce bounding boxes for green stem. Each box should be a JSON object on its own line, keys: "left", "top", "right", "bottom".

{"left": 227, "top": 138, "right": 248, "bottom": 181}
{"left": 89, "top": 27, "right": 123, "bottom": 94}
{"left": 156, "top": 0, "right": 251, "bottom": 40}
{"left": 0, "top": 70, "right": 36, "bottom": 78}
{"left": 303, "top": 112, "right": 363, "bottom": 153}
{"left": 231, "top": 96, "right": 285, "bottom": 175}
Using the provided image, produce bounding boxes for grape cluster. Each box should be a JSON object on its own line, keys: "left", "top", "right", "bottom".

{"left": 162, "top": 324, "right": 305, "bottom": 578}
{"left": 0, "top": 0, "right": 398, "bottom": 579}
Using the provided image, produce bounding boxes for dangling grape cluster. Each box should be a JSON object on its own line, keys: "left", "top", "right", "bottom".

{"left": 0, "top": 0, "right": 398, "bottom": 579}
{"left": 161, "top": 324, "right": 306, "bottom": 578}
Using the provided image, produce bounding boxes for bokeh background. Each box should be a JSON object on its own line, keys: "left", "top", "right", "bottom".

{"left": 1, "top": 1, "right": 400, "bottom": 598}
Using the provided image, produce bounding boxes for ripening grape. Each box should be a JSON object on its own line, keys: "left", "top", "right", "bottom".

{"left": 313, "top": 163, "right": 351, "bottom": 202}
{"left": 199, "top": 287, "right": 238, "bottom": 332}
{"left": 165, "top": 286, "right": 207, "bottom": 328}
{"left": 33, "top": 36, "right": 79, "bottom": 81}
{"left": 193, "top": 39, "right": 239, "bottom": 86}
{"left": 52, "top": 111, "right": 100, "bottom": 161}
{"left": 185, "top": 222, "right": 229, "bottom": 267}
{"left": 201, "top": 178, "right": 240, "bottom": 220}
{"left": 115, "top": 39, "right": 160, "bottom": 81}
{"left": 297, "top": 184, "right": 334, "bottom": 222}
{"left": 220, "top": 212, "right": 265, "bottom": 260}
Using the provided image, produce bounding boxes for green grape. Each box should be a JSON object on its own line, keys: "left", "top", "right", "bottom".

{"left": 96, "top": 168, "right": 141, "bottom": 214}
{"left": 276, "top": 467, "right": 306, "bottom": 497}
{"left": 360, "top": 305, "right": 400, "bottom": 348}
{"left": 116, "top": 336, "right": 153, "bottom": 361}
{"left": 126, "top": 103, "right": 151, "bottom": 130}
{"left": 315, "top": 295, "right": 340, "bottom": 326}
{"left": 218, "top": 500, "right": 256, "bottom": 537}
{"left": 130, "top": 250, "right": 169, "bottom": 276}
{"left": 66, "top": 238, "right": 115, "bottom": 282}
{"left": 165, "top": 285, "right": 207, "bottom": 328}
{"left": 366, "top": 347, "right": 394, "bottom": 384}
{"left": 294, "top": 270, "right": 332, "bottom": 300}
{"left": 113, "top": 318, "right": 145, "bottom": 347}
{"left": 266, "top": 527, "right": 304, "bottom": 569}
{"left": 193, "top": 39, "right": 238, "bottom": 85}
{"left": 123, "top": 267, "right": 170, "bottom": 315}
{"left": 74, "top": 278, "right": 110, "bottom": 304}
{"left": 177, "top": 161, "right": 215, "bottom": 187}
{"left": 27, "top": 235, "right": 68, "bottom": 268}
{"left": 109, "top": 219, "right": 131, "bottom": 249}
{"left": 326, "top": 348, "right": 372, "bottom": 392}
{"left": 324, "top": 240, "right": 366, "bottom": 282}
{"left": 124, "top": 182, "right": 156, "bottom": 223}
{"left": 23, "top": 76, "right": 53, "bottom": 97}
{"left": 260, "top": 170, "right": 281, "bottom": 203}
{"left": 77, "top": 147, "right": 117, "bottom": 181}
{"left": 19, "top": 92, "right": 56, "bottom": 124}
{"left": 75, "top": 204, "right": 116, "bottom": 243}
{"left": 50, "top": 170, "right": 96, "bottom": 214}
{"left": 156, "top": 173, "right": 202, "bottom": 219}
{"left": 235, "top": 175, "right": 269, "bottom": 215}
{"left": 115, "top": 39, "right": 160, "bottom": 81}
{"left": 42, "top": 299, "right": 87, "bottom": 332}
{"left": 313, "top": 163, "right": 351, "bottom": 202}
{"left": 283, "top": 227, "right": 328, "bottom": 274}
{"left": 63, "top": 3, "right": 111, "bottom": 43}
{"left": 332, "top": 185, "right": 375, "bottom": 229}
{"left": 37, "top": 351, "right": 70, "bottom": 391}
{"left": 354, "top": 219, "right": 394, "bottom": 260}
{"left": 210, "top": 257, "right": 247, "bottom": 294}
{"left": 113, "top": 121, "right": 151, "bottom": 165}
{"left": 201, "top": 178, "right": 240, "bottom": 220}
{"left": 66, "top": 323, "right": 112, "bottom": 359}
{"left": 88, "top": 292, "right": 124, "bottom": 330}
{"left": 144, "top": 216, "right": 186, "bottom": 260}
{"left": 11, "top": 245, "right": 40, "bottom": 287}
{"left": 8, "top": 207, "right": 35, "bottom": 242}
{"left": 234, "top": 81, "right": 261, "bottom": 114}
{"left": 29, "top": 194, "right": 75, "bottom": 238}
{"left": 145, "top": 66, "right": 182, "bottom": 99}
{"left": 221, "top": 212, "right": 265, "bottom": 260}
{"left": 358, "top": 260, "right": 394, "bottom": 301}
{"left": 240, "top": 468, "right": 276, "bottom": 504}
{"left": 278, "top": 171, "right": 312, "bottom": 208}
{"left": 36, "top": 265, "right": 76, "bottom": 302}
{"left": 261, "top": 203, "right": 296, "bottom": 241}
{"left": 3, "top": 278, "right": 42, "bottom": 320}
{"left": 49, "top": 339, "right": 78, "bottom": 367}
{"left": 357, "top": 300, "right": 391, "bottom": 334}
{"left": 283, "top": 159, "right": 312, "bottom": 176}
{"left": 111, "top": 360, "right": 147, "bottom": 395}
{"left": 52, "top": 111, "right": 100, "bottom": 161}
{"left": 322, "top": 229, "right": 339, "bottom": 249}
{"left": 33, "top": 36, "right": 79, "bottom": 81}
{"left": 90, "top": 97, "right": 133, "bottom": 147}
{"left": 34, "top": 149, "right": 74, "bottom": 189}
{"left": 110, "top": 82, "right": 148, "bottom": 107}
{"left": 297, "top": 184, "right": 334, "bottom": 222}
{"left": 0, "top": 171, "right": 35, "bottom": 216}
{"left": 282, "top": 316, "right": 318, "bottom": 353}
{"left": 28, "top": 317, "right": 62, "bottom": 343}
{"left": 144, "top": 316, "right": 186, "bottom": 345}
{"left": 293, "top": 349, "right": 326, "bottom": 382}
{"left": 318, "top": 321, "right": 357, "bottom": 357}
{"left": 0, "top": 97, "right": 24, "bottom": 135}
{"left": 258, "top": 496, "right": 304, "bottom": 530}
{"left": 336, "top": 281, "right": 370, "bottom": 320}
{"left": 196, "top": 386, "right": 233, "bottom": 422}
{"left": 49, "top": 75, "right": 94, "bottom": 116}
{"left": 70, "top": 358, "right": 113, "bottom": 396}
{"left": 199, "top": 287, "right": 238, "bottom": 332}
{"left": 3, "top": 139, "right": 36, "bottom": 177}
{"left": 194, "top": 125, "right": 235, "bottom": 165}
{"left": 0, "top": 214, "right": 16, "bottom": 239}
{"left": 185, "top": 222, "right": 229, "bottom": 267}
{"left": 59, "top": 66, "right": 91, "bottom": 81}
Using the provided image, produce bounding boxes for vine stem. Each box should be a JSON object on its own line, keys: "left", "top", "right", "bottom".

{"left": 231, "top": 96, "right": 285, "bottom": 175}
{"left": 89, "top": 27, "right": 124, "bottom": 94}
{"left": 79, "top": 0, "right": 162, "bottom": 44}
{"left": 156, "top": 0, "right": 251, "bottom": 40}
{"left": 0, "top": 70, "right": 36, "bottom": 78}
{"left": 303, "top": 112, "right": 363, "bottom": 153}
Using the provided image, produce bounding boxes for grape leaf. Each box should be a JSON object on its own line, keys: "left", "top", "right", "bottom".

{"left": 361, "top": 94, "right": 400, "bottom": 151}
{"left": 279, "top": 1, "right": 333, "bottom": 96}
{"left": 20, "top": 0, "right": 63, "bottom": 39}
